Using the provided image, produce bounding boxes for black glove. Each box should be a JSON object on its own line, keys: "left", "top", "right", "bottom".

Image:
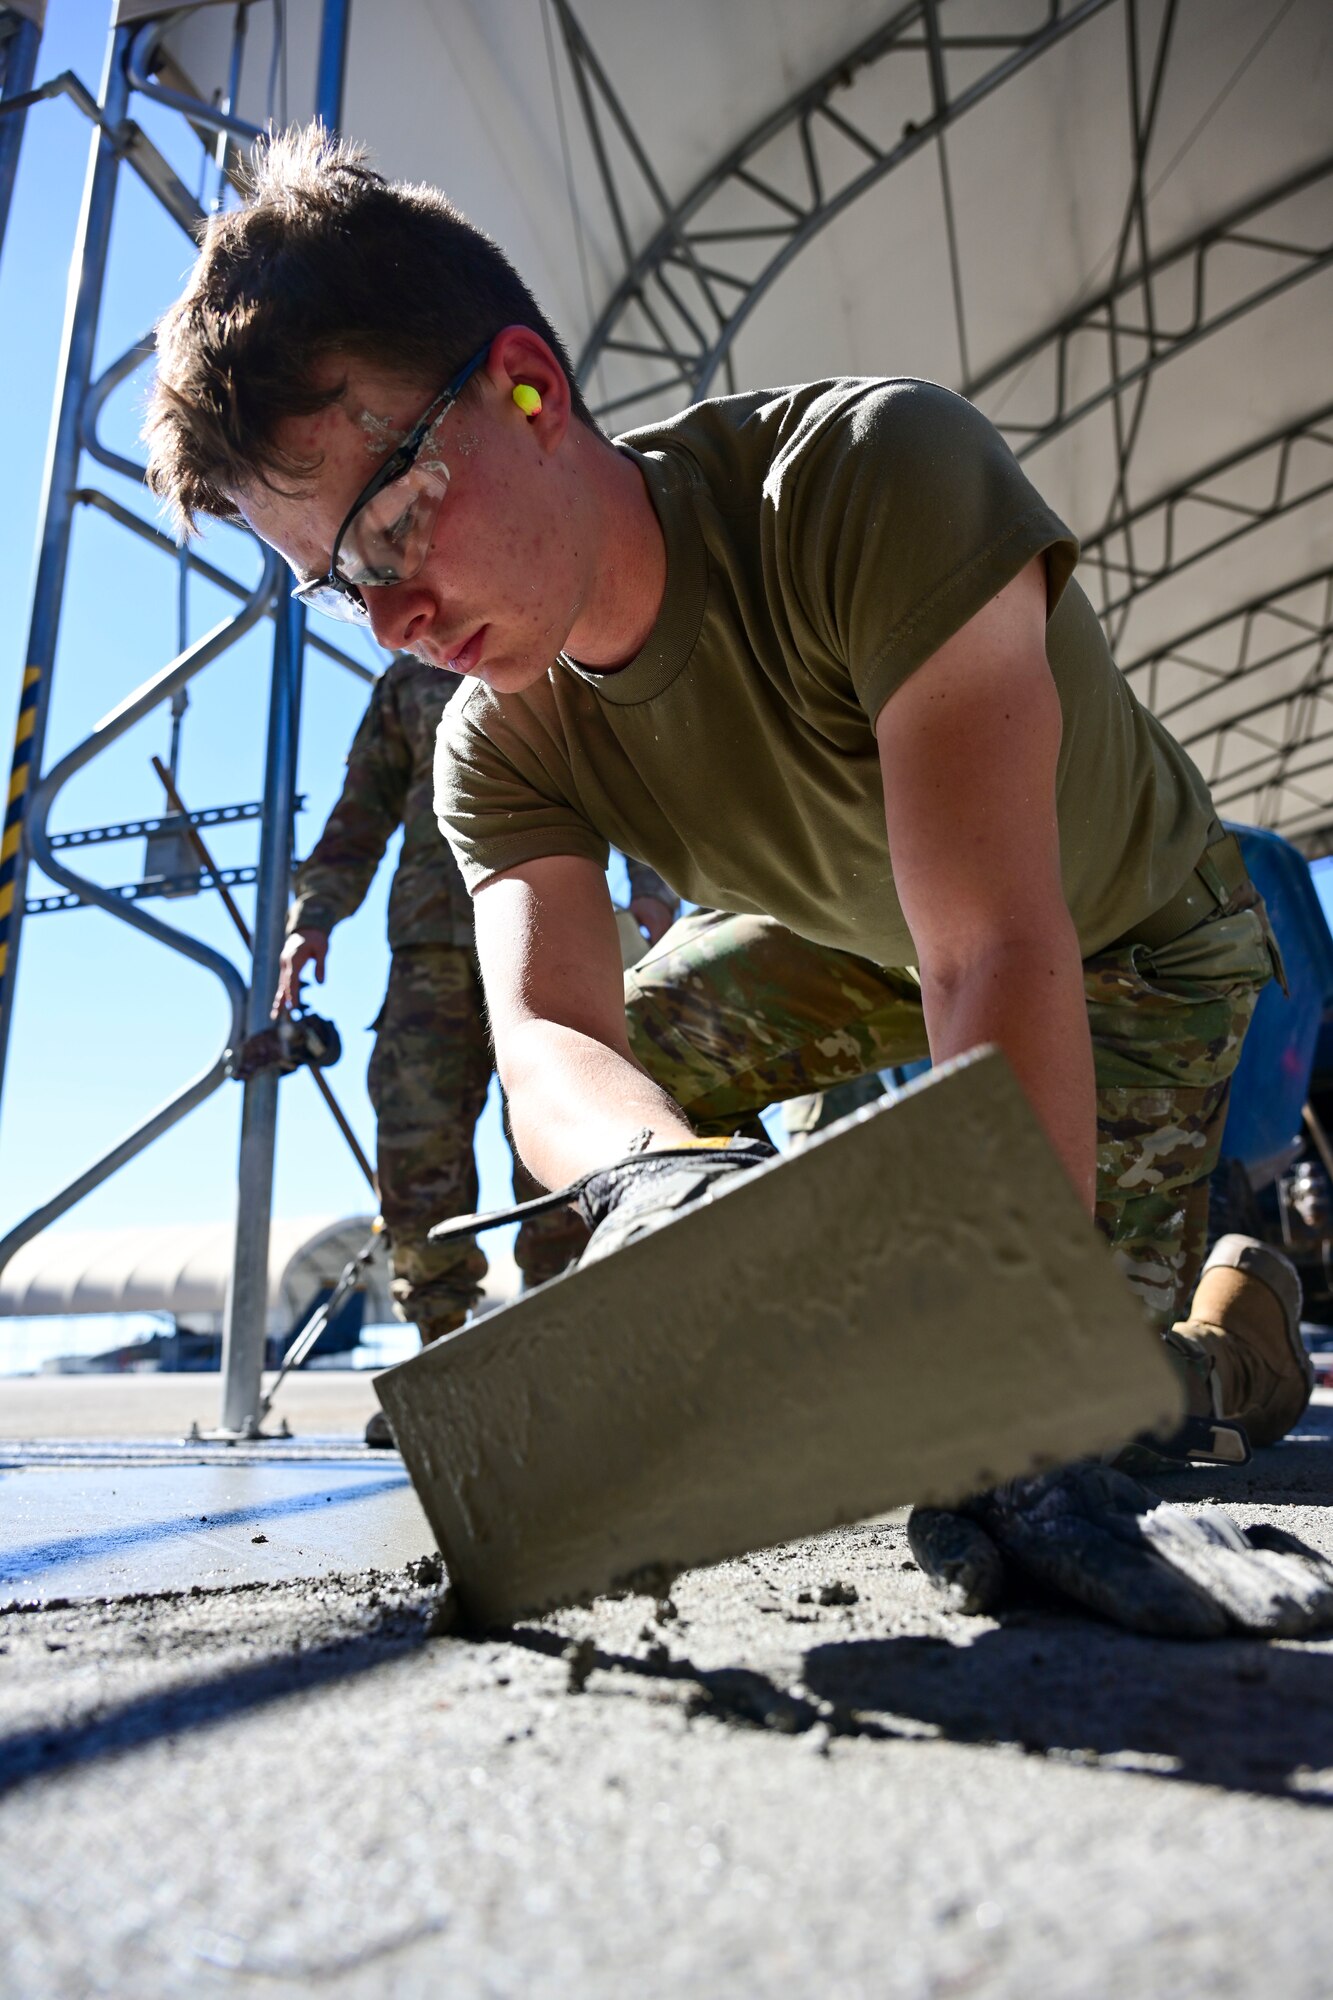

{"left": 574, "top": 1137, "right": 777, "bottom": 1266}
{"left": 908, "top": 1462, "right": 1333, "bottom": 1639}
{"left": 425, "top": 1135, "right": 776, "bottom": 1263}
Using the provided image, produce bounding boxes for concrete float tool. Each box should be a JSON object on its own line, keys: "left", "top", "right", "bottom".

{"left": 376, "top": 1048, "right": 1182, "bottom": 1628}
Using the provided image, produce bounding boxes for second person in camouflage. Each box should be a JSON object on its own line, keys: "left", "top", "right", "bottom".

{"left": 274, "top": 653, "right": 679, "bottom": 1342}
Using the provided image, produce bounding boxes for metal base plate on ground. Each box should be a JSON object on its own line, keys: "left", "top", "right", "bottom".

{"left": 378, "top": 1050, "right": 1181, "bottom": 1626}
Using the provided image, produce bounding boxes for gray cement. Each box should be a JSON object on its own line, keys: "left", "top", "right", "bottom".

{"left": 1, "top": 1375, "right": 435, "bottom": 1604}
{"left": 6, "top": 1396, "right": 1333, "bottom": 1998}
{"left": 1, "top": 1459, "right": 434, "bottom": 1603}
{"left": 381, "top": 1053, "right": 1180, "bottom": 1624}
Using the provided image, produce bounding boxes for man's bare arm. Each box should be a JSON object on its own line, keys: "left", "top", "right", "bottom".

{"left": 874, "top": 556, "right": 1096, "bottom": 1210}
{"left": 473, "top": 854, "right": 696, "bottom": 1187}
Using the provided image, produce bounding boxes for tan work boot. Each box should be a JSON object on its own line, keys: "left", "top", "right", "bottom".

{"left": 365, "top": 1308, "right": 469, "bottom": 1447}
{"left": 1168, "top": 1235, "right": 1312, "bottom": 1448}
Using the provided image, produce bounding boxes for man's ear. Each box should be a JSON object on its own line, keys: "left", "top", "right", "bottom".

{"left": 487, "top": 325, "right": 572, "bottom": 448}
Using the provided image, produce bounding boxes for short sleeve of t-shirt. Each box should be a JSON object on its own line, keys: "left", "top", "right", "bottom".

{"left": 771, "top": 380, "right": 1079, "bottom": 721}
{"left": 435, "top": 679, "right": 610, "bottom": 887}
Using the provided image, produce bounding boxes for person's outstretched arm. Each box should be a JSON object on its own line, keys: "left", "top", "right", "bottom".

{"left": 874, "top": 554, "right": 1096, "bottom": 1210}
{"left": 473, "top": 853, "right": 697, "bottom": 1188}
{"left": 274, "top": 673, "right": 412, "bottom": 1012}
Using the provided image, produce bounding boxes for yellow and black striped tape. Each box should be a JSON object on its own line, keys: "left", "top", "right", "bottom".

{"left": 0, "top": 664, "right": 42, "bottom": 988}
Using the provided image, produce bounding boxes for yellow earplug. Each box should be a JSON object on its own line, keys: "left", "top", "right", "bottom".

{"left": 512, "top": 383, "right": 542, "bottom": 416}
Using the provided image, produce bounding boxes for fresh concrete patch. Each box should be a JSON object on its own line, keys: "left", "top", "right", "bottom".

{"left": 378, "top": 1050, "right": 1180, "bottom": 1625}
{"left": 0, "top": 1460, "right": 431, "bottom": 1604}
{"left": 6, "top": 1411, "right": 1333, "bottom": 2000}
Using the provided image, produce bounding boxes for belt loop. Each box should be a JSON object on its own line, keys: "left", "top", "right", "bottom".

{"left": 1196, "top": 848, "right": 1231, "bottom": 907}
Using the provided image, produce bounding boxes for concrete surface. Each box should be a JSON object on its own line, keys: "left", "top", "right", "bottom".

{"left": 4, "top": 1393, "right": 1333, "bottom": 1996}
{"left": 382, "top": 1055, "right": 1177, "bottom": 1623}
{"left": 1, "top": 1370, "right": 381, "bottom": 1440}
{"left": 0, "top": 1461, "right": 433, "bottom": 1602}
{"left": 0, "top": 1373, "right": 430, "bottom": 1603}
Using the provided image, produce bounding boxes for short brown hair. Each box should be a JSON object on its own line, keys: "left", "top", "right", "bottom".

{"left": 145, "top": 123, "right": 595, "bottom": 534}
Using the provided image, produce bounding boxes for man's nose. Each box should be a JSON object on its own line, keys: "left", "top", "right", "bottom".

{"left": 364, "top": 581, "right": 433, "bottom": 654}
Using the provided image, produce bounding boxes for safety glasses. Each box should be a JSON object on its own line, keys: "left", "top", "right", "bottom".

{"left": 291, "top": 341, "right": 491, "bottom": 626}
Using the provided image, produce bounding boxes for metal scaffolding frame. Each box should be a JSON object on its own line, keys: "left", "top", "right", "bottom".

{"left": 0, "top": 4, "right": 43, "bottom": 267}
{"left": 0, "top": 1, "right": 354, "bottom": 1435}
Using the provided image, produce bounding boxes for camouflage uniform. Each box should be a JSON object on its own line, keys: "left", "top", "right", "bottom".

{"left": 624, "top": 889, "right": 1278, "bottom": 1333}
{"left": 290, "top": 655, "right": 677, "bottom": 1334}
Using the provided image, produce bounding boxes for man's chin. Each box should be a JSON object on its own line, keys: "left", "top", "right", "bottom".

{"left": 467, "top": 656, "right": 555, "bottom": 695}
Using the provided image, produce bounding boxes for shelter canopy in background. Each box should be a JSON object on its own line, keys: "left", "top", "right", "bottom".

{"left": 149, "top": 0, "right": 1333, "bottom": 848}
{"left": 0, "top": 1215, "right": 390, "bottom": 1332}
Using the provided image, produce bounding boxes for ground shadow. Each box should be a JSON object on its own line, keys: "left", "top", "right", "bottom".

{"left": 504, "top": 1619, "right": 1333, "bottom": 1800}
{"left": 0, "top": 1596, "right": 435, "bottom": 1798}
{"left": 800, "top": 1622, "right": 1333, "bottom": 1801}
{"left": 1144, "top": 1417, "right": 1333, "bottom": 1506}
{"left": 500, "top": 1622, "right": 883, "bottom": 1735}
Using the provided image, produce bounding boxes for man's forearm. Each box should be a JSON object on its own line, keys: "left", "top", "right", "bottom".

{"left": 920, "top": 937, "right": 1096, "bottom": 1211}
{"left": 501, "top": 1020, "right": 697, "bottom": 1188}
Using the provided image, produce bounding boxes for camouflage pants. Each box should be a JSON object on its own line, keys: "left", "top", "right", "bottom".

{"left": 367, "top": 945, "right": 588, "bottom": 1332}
{"left": 624, "top": 905, "right": 1276, "bottom": 1331}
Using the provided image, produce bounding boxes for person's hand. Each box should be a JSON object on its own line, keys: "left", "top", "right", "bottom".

{"left": 272, "top": 928, "right": 329, "bottom": 1015}
{"left": 574, "top": 1136, "right": 776, "bottom": 1266}
{"left": 629, "top": 895, "right": 675, "bottom": 948}
{"left": 908, "top": 1462, "right": 1333, "bottom": 1639}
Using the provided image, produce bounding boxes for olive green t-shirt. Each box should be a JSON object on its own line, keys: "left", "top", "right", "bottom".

{"left": 435, "top": 378, "right": 1215, "bottom": 966}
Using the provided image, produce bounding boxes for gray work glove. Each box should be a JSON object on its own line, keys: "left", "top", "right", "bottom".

{"left": 908, "top": 1462, "right": 1333, "bottom": 1639}
{"left": 573, "top": 1137, "right": 776, "bottom": 1266}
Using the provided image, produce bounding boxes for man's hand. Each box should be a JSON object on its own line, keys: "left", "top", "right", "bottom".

{"left": 908, "top": 1464, "right": 1333, "bottom": 1638}
{"left": 273, "top": 927, "right": 329, "bottom": 1015}
{"left": 629, "top": 894, "right": 675, "bottom": 948}
{"left": 575, "top": 1137, "right": 775, "bottom": 1264}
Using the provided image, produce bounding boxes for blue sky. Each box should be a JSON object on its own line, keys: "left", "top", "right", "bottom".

{"left": 0, "top": 6, "right": 555, "bottom": 1368}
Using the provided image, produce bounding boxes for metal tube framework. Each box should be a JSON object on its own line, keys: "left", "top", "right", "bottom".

{"left": 0, "top": 1, "right": 353, "bottom": 1436}
{"left": 0, "top": 5, "right": 42, "bottom": 268}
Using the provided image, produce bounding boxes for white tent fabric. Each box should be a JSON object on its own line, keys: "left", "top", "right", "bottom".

{"left": 149, "top": 0, "right": 1333, "bottom": 844}
{"left": 0, "top": 1215, "right": 393, "bottom": 1331}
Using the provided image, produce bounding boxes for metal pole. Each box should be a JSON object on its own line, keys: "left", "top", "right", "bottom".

{"left": 0, "top": 9, "right": 43, "bottom": 271}
{"left": 0, "top": 23, "right": 127, "bottom": 1127}
{"left": 215, "top": 0, "right": 349, "bottom": 1435}
{"left": 218, "top": 592, "right": 305, "bottom": 1433}
{"left": 314, "top": 0, "right": 351, "bottom": 129}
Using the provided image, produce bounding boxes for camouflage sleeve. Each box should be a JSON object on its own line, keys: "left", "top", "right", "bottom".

{"left": 288, "top": 674, "right": 413, "bottom": 936}
{"left": 625, "top": 858, "right": 680, "bottom": 914}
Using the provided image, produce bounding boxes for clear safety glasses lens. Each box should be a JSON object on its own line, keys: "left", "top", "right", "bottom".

{"left": 337, "top": 459, "right": 451, "bottom": 592}
{"left": 292, "top": 575, "right": 371, "bottom": 625}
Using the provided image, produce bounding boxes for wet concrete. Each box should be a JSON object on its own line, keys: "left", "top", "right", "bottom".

{"left": 1, "top": 1373, "right": 432, "bottom": 1604}
{"left": 381, "top": 1053, "right": 1178, "bottom": 1624}
{"left": 0, "top": 1460, "right": 432, "bottom": 1603}
{"left": 4, "top": 1397, "right": 1333, "bottom": 1996}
